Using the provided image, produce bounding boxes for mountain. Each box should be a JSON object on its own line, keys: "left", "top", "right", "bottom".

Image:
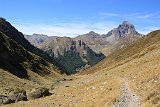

{"left": 0, "top": 18, "right": 62, "bottom": 95}
{"left": 24, "top": 34, "right": 49, "bottom": 46}
{"left": 25, "top": 21, "right": 142, "bottom": 56}
{"left": 24, "top": 34, "right": 57, "bottom": 47}
{"left": 102, "top": 21, "right": 142, "bottom": 55}
{"left": 76, "top": 31, "right": 110, "bottom": 53}
{"left": 8, "top": 30, "right": 160, "bottom": 107}
{"left": 23, "top": 21, "right": 141, "bottom": 74}
{"left": 76, "top": 21, "right": 142, "bottom": 55}
{"left": 106, "top": 21, "right": 142, "bottom": 43}
{"left": 40, "top": 37, "right": 105, "bottom": 74}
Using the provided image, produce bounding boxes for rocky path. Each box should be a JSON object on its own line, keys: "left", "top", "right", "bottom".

{"left": 114, "top": 80, "right": 140, "bottom": 107}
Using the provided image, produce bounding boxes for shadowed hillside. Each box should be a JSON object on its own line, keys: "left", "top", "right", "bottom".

{"left": 0, "top": 18, "right": 61, "bottom": 78}
{"left": 0, "top": 18, "right": 63, "bottom": 97}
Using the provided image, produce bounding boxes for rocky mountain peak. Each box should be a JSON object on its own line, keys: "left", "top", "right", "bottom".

{"left": 106, "top": 21, "right": 142, "bottom": 42}
{"left": 78, "top": 31, "right": 101, "bottom": 39}
{"left": 122, "top": 21, "right": 132, "bottom": 26}
{"left": 117, "top": 21, "right": 137, "bottom": 35}
{"left": 88, "top": 31, "right": 96, "bottom": 34}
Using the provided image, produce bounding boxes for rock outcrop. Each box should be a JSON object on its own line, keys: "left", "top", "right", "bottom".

{"left": 28, "top": 88, "right": 50, "bottom": 100}
{"left": 0, "top": 95, "right": 12, "bottom": 104}
{"left": 9, "top": 90, "right": 27, "bottom": 103}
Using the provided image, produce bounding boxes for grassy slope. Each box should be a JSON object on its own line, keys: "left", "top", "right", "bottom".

{"left": 2, "top": 30, "right": 160, "bottom": 107}
{"left": 101, "top": 35, "right": 140, "bottom": 56}
{"left": 0, "top": 26, "right": 62, "bottom": 96}
{"left": 0, "top": 18, "right": 71, "bottom": 101}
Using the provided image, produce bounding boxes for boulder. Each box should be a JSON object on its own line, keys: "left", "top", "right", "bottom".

{"left": 9, "top": 90, "right": 27, "bottom": 103}
{"left": 0, "top": 95, "right": 12, "bottom": 104}
{"left": 28, "top": 88, "right": 50, "bottom": 100}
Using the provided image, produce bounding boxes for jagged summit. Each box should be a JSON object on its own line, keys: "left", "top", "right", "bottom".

{"left": 88, "top": 31, "right": 96, "bottom": 34}
{"left": 106, "top": 21, "right": 142, "bottom": 43}
{"left": 122, "top": 20, "right": 132, "bottom": 26}
{"left": 75, "top": 21, "right": 142, "bottom": 53}
{"left": 81, "top": 31, "right": 101, "bottom": 38}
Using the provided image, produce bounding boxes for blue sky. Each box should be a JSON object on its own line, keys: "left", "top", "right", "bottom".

{"left": 0, "top": 0, "right": 160, "bottom": 36}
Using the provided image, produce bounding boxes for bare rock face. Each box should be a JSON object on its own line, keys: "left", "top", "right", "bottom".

{"left": 9, "top": 91, "right": 27, "bottom": 103}
{"left": 27, "top": 88, "right": 50, "bottom": 100}
{"left": 106, "top": 21, "right": 142, "bottom": 43}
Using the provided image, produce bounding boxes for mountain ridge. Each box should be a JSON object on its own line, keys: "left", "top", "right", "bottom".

{"left": 75, "top": 21, "right": 142, "bottom": 55}
{"left": 25, "top": 21, "right": 142, "bottom": 55}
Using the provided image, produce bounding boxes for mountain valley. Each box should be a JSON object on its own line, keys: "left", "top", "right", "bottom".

{"left": 0, "top": 18, "right": 159, "bottom": 107}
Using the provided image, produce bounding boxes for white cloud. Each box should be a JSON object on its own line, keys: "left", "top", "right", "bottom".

{"left": 136, "top": 14, "right": 153, "bottom": 19}
{"left": 13, "top": 22, "right": 117, "bottom": 37}
{"left": 12, "top": 12, "right": 160, "bottom": 37}
{"left": 98, "top": 12, "right": 119, "bottom": 17}
{"left": 124, "top": 12, "right": 160, "bottom": 20}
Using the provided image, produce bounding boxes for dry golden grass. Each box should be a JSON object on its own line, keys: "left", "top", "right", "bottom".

{"left": 0, "top": 63, "right": 63, "bottom": 96}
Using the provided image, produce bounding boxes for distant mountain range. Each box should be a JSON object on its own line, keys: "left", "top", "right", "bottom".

{"left": 23, "top": 21, "right": 142, "bottom": 74}
{"left": 76, "top": 21, "right": 143, "bottom": 55}
{"left": 25, "top": 21, "right": 143, "bottom": 56}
